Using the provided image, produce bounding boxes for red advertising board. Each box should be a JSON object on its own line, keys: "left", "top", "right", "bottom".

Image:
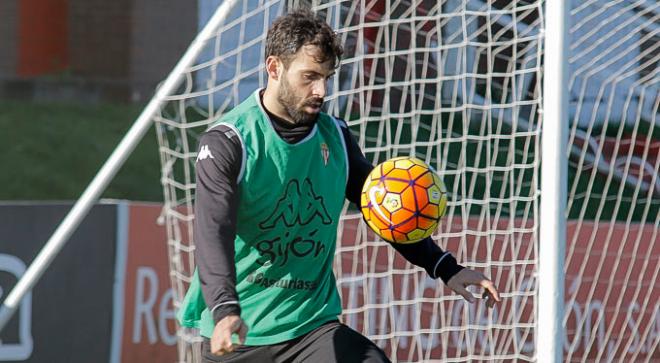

{"left": 107, "top": 203, "right": 657, "bottom": 362}
{"left": 336, "top": 216, "right": 659, "bottom": 362}
{"left": 116, "top": 204, "right": 178, "bottom": 363}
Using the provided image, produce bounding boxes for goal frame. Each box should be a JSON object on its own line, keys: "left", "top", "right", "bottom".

{"left": 538, "top": 1, "right": 568, "bottom": 362}
{"left": 0, "top": 2, "right": 569, "bottom": 363}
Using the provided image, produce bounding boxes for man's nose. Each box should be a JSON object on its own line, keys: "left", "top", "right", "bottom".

{"left": 312, "top": 79, "right": 326, "bottom": 99}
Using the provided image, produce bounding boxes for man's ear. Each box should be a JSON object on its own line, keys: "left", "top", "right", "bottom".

{"left": 266, "top": 56, "right": 281, "bottom": 81}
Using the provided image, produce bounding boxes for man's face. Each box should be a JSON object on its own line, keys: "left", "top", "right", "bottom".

{"left": 276, "top": 45, "right": 335, "bottom": 125}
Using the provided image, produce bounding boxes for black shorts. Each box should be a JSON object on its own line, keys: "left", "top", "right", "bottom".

{"left": 201, "top": 320, "right": 391, "bottom": 363}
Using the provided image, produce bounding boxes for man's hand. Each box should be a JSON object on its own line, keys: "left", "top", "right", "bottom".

{"left": 447, "top": 268, "right": 501, "bottom": 308}
{"left": 210, "top": 315, "right": 248, "bottom": 356}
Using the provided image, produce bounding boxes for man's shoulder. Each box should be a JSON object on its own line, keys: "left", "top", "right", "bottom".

{"left": 207, "top": 93, "right": 262, "bottom": 130}
{"left": 319, "top": 113, "right": 348, "bottom": 129}
{"left": 202, "top": 124, "right": 241, "bottom": 144}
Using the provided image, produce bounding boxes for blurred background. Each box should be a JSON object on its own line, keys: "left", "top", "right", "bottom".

{"left": 0, "top": 1, "right": 203, "bottom": 362}
{"left": 0, "top": 0, "right": 199, "bottom": 201}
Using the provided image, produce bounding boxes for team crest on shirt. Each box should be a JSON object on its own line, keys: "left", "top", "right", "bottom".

{"left": 320, "top": 143, "right": 329, "bottom": 165}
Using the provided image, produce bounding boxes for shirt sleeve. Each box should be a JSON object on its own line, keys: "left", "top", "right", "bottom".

{"left": 337, "top": 118, "right": 465, "bottom": 284}
{"left": 193, "top": 125, "right": 243, "bottom": 323}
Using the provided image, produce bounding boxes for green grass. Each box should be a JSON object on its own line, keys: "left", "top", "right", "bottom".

{"left": 0, "top": 100, "right": 162, "bottom": 201}
{"left": 2, "top": 99, "right": 656, "bottom": 222}
{"left": 354, "top": 112, "right": 658, "bottom": 222}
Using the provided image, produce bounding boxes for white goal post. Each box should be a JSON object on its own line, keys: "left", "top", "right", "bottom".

{"left": 539, "top": 0, "right": 568, "bottom": 361}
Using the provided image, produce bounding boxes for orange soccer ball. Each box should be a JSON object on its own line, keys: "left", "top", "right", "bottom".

{"left": 360, "top": 157, "right": 448, "bottom": 244}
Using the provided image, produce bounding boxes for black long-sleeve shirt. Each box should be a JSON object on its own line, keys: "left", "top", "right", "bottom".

{"left": 194, "top": 96, "right": 464, "bottom": 324}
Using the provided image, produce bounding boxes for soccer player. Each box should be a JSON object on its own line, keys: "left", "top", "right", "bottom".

{"left": 179, "top": 9, "right": 500, "bottom": 363}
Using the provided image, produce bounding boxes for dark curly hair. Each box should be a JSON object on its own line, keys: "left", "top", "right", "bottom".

{"left": 265, "top": 9, "right": 343, "bottom": 69}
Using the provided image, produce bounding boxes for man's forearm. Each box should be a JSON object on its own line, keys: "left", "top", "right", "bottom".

{"left": 388, "top": 238, "right": 464, "bottom": 283}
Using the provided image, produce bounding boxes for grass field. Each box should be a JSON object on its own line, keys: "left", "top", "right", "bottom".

{"left": 355, "top": 113, "right": 657, "bottom": 222}
{"left": 0, "top": 100, "right": 162, "bottom": 201}
{"left": 1, "top": 99, "right": 656, "bottom": 222}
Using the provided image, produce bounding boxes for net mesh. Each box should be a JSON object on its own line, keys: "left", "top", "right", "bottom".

{"left": 564, "top": 1, "right": 659, "bottom": 362}
{"left": 153, "top": 1, "right": 658, "bottom": 361}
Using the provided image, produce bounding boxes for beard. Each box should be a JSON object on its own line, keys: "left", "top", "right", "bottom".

{"left": 277, "top": 74, "right": 323, "bottom": 126}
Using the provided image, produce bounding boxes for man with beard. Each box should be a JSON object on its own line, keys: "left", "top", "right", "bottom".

{"left": 178, "top": 9, "right": 500, "bottom": 363}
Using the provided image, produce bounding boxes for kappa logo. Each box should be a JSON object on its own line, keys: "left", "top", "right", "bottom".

{"left": 196, "top": 145, "right": 214, "bottom": 162}
{"left": 255, "top": 178, "right": 332, "bottom": 267}
{"left": 259, "top": 178, "right": 332, "bottom": 230}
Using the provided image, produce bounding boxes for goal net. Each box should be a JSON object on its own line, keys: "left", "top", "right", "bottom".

{"left": 154, "top": 0, "right": 659, "bottom": 362}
